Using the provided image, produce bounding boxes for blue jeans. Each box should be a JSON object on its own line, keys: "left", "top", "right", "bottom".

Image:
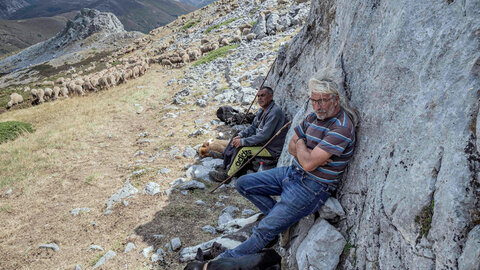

{"left": 217, "top": 165, "right": 332, "bottom": 258}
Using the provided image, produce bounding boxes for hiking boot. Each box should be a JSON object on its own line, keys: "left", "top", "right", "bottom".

{"left": 209, "top": 150, "right": 224, "bottom": 159}
{"left": 209, "top": 169, "right": 229, "bottom": 182}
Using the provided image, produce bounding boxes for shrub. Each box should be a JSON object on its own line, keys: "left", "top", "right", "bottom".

{"left": 182, "top": 20, "right": 200, "bottom": 31}
{"left": 0, "top": 121, "right": 34, "bottom": 144}
{"left": 415, "top": 199, "right": 434, "bottom": 237}
{"left": 192, "top": 45, "right": 239, "bottom": 67}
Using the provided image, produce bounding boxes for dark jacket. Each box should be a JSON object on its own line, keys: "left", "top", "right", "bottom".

{"left": 238, "top": 101, "right": 288, "bottom": 158}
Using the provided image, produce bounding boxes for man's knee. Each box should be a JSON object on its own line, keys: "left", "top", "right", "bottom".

{"left": 235, "top": 174, "right": 250, "bottom": 194}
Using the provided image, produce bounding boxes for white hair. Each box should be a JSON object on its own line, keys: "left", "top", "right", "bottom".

{"left": 308, "top": 68, "right": 359, "bottom": 127}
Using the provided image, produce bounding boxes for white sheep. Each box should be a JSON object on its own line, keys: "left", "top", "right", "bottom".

{"left": 60, "top": 87, "right": 69, "bottom": 98}
{"left": 44, "top": 88, "right": 53, "bottom": 100}
{"left": 6, "top": 92, "right": 24, "bottom": 109}
{"left": 246, "top": 33, "right": 257, "bottom": 41}
{"left": 52, "top": 86, "right": 60, "bottom": 100}
{"left": 31, "top": 88, "right": 45, "bottom": 104}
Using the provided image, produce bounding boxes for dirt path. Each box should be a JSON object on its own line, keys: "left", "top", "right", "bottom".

{"left": 0, "top": 64, "right": 253, "bottom": 269}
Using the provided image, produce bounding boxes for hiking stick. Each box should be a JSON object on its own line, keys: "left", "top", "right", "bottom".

{"left": 238, "top": 57, "right": 277, "bottom": 125}
{"left": 210, "top": 120, "right": 292, "bottom": 193}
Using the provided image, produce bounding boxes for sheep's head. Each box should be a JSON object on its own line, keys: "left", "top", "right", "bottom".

{"left": 6, "top": 101, "right": 12, "bottom": 109}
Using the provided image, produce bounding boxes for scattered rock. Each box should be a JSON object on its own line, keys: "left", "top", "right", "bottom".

{"left": 93, "top": 250, "right": 116, "bottom": 269}
{"left": 158, "top": 168, "right": 171, "bottom": 174}
{"left": 132, "top": 169, "right": 146, "bottom": 177}
{"left": 151, "top": 253, "right": 163, "bottom": 262}
{"left": 71, "top": 207, "right": 90, "bottom": 216}
{"left": 188, "top": 129, "right": 206, "bottom": 137}
{"left": 105, "top": 180, "right": 138, "bottom": 215}
{"left": 165, "top": 242, "right": 172, "bottom": 252}
{"left": 318, "top": 198, "right": 345, "bottom": 219}
{"left": 170, "top": 177, "right": 187, "bottom": 187}
{"left": 242, "top": 209, "right": 256, "bottom": 217}
{"left": 171, "top": 238, "right": 182, "bottom": 251}
{"left": 136, "top": 139, "right": 153, "bottom": 144}
{"left": 124, "top": 242, "right": 136, "bottom": 253}
{"left": 202, "top": 225, "right": 217, "bottom": 234}
{"left": 143, "top": 182, "right": 160, "bottom": 195}
{"left": 134, "top": 150, "right": 145, "bottom": 157}
{"left": 39, "top": 243, "right": 59, "bottom": 252}
{"left": 182, "top": 146, "right": 197, "bottom": 158}
{"left": 5, "top": 189, "right": 12, "bottom": 195}
{"left": 138, "top": 132, "right": 149, "bottom": 137}
{"left": 142, "top": 246, "right": 154, "bottom": 258}
{"left": 75, "top": 265, "right": 82, "bottom": 270}
{"left": 195, "top": 200, "right": 206, "bottom": 206}
{"left": 180, "top": 180, "right": 206, "bottom": 190}
{"left": 156, "top": 248, "right": 166, "bottom": 256}
{"left": 88, "top": 245, "right": 104, "bottom": 251}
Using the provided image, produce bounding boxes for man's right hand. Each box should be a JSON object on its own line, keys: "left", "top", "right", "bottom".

{"left": 232, "top": 136, "right": 242, "bottom": 148}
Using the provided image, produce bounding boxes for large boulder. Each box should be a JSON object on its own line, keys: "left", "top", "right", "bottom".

{"left": 270, "top": 0, "right": 480, "bottom": 269}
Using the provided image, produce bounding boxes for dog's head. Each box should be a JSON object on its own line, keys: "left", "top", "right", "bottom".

{"left": 198, "top": 142, "right": 210, "bottom": 158}
{"left": 183, "top": 248, "right": 207, "bottom": 270}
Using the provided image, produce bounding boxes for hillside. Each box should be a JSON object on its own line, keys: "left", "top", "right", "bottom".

{"left": 0, "top": 12, "right": 76, "bottom": 57}
{"left": 4, "top": 0, "right": 196, "bottom": 33}
{"left": 0, "top": 0, "right": 310, "bottom": 268}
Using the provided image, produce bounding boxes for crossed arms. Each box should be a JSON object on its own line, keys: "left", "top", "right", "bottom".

{"left": 288, "top": 134, "right": 332, "bottom": 172}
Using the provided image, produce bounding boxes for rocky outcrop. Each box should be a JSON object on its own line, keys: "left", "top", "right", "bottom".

{"left": 0, "top": 0, "right": 30, "bottom": 19}
{"left": 0, "top": 8, "right": 139, "bottom": 73}
{"left": 271, "top": 0, "right": 480, "bottom": 269}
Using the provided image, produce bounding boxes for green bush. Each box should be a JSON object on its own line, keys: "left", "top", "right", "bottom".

{"left": 0, "top": 121, "right": 34, "bottom": 144}
{"left": 182, "top": 20, "right": 200, "bottom": 31}
{"left": 192, "top": 45, "right": 239, "bottom": 67}
{"left": 204, "top": 17, "right": 239, "bottom": 34}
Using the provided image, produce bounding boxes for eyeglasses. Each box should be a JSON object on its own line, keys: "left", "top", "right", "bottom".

{"left": 310, "top": 97, "right": 335, "bottom": 105}
{"left": 257, "top": 93, "right": 268, "bottom": 98}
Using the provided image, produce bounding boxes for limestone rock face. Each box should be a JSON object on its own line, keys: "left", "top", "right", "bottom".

{"left": 271, "top": 0, "right": 480, "bottom": 269}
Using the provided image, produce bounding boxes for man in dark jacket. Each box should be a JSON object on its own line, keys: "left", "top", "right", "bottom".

{"left": 209, "top": 86, "right": 288, "bottom": 182}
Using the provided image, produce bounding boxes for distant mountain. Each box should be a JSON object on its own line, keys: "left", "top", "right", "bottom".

{"left": 4, "top": 0, "right": 196, "bottom": 33}
{"left": 0, "top": 9, "right": 142, "bottom": 74}
{"left": 0, "top": 12, "right": 76, "bottom": 57}
{"left": 0, "top": 0, "right": 31, "bottom": 19}
{"left": 179, "top": 0, "right": 217, "bottom": 8}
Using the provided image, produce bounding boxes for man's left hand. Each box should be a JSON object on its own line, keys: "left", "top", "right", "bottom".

{"left": 232, "top": 136, "right": 242, "bottom": 148}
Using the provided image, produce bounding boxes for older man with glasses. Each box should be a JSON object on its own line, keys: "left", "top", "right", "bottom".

{"left": 216, "top": 73, "right": 358, "bottom": 259}
{"left": 209, "top": 86, "right": 288, "bottom": 182}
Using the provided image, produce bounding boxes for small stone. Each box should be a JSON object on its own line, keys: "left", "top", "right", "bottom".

{"left": 132, "top": 169, "right": 146, "bottom": 177}
{"left": 138, "top": 132, "right": 149, "bottom": 137}
{"left": 122, "top": 200, "right": 128, "bottom": 206}
{"left": 134, "top": 150, "right": 145, "bottom": 157}
{"left": 242, "top": 209, "right": 256, "bottom": 217}
{"left": 104, "top": 180, "right": 138, "bottom": 214}
{"left": 156, "top": 248, "right": 166, "bottom": 256}
{"left": 215, "top": 202, "right": 225, "bottom": 207}
{"left": 195, "top": 200, "right": 206, "bottom": 206}
{"left": 143, "top": 182, "right": 160, "bottom": 195}
{"left": 90, "top": 222, "right": 98, "bottom": 227}
{"left": 218, "top": 195, "right": 229, "bottom": 200}
{"left": 88, "top": 245, "right": 104, "bottom": 251}
{"left": 202, "top": 225, "right": 217, "bottom": 234}
{"left": 188, "top": 129, "right": 206, "bottom": 138}
{"left": 153, "top": 234, "right": 164, "bottom": 239}
{"left": 164, "top": 188, "right": 176, "bottom": 196}
{"left": 75, "top": 265, "right": 82, "bottom": 270}
{"left": 170, "top": 178, "right": 186, "bottom": 187}
{"left": 5, "top": 189, "right": 12, "bottom": 195}
{"left": 181, "top": 190, "right": 189, "bottom": 195}
{"left": 93, "top": 250, "right": 116, "bottom": 269}
{"left": 71, "top": 207, "right": 90, "bottom": 216}
{"left": 158, "top": 168, "right": 171, "bottom": 174}
{"left": 142, "top": 246, "right": 154, "bottom": 258}
{"left": 39, "top": 243, "right": 59, "bottom": 252}
{"left": 151, "top": 253, "right": 163, "bottom": 262}
{"left": 165, "top": 243, "right": 172, "bottom": 252}
{"left": 171, "top": 238, "right": 182, "bottom": 251}
{"left": 222, "top": 206, "right": 240, "bottom": 216}
{"left": 137, "top": 139, "right": 153, "bottom": 144}
{"left": 124, "top": 242, "right": 136, "bottom": 253}
{"left": 182, "top": 146, "right": 197, "bottom": 158}
{"left": 180, "top": 180, "right": 206, "bottom": 190}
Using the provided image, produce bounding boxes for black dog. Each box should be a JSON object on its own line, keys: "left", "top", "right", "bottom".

{"left": 183, "top": 248, "right": 282, "bottom": 270}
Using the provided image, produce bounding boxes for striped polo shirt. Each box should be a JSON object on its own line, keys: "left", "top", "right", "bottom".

{"left": 293, "top": 109, "right": 356, "bottom": 184}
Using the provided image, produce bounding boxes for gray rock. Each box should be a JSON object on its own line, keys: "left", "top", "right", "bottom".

{"left": 266, "top": 12, "right": 279, "bottom": 35}
{"left": 5, "top": 188, "right": 12, "bottom": 195}
{"left": 242, "top": 209, "right": 256, "bottom": 217}
{"left": 170, "top": 177, "right": 187, "bottom": 187}
{"left": 105, "top": 180, "right": 138, "bottom": 214}
{"left": 165, "top": 242, "right": 172, "bottom": 252}
{"left": 277, "top": 14, "right": 292, "bottom": 32}
{"left": 216, "top": 213, "right": 262, "bottom": 233}
{"left": 93, "top": 250, "right": 116, "bottom": 269}
{"left": 75, "top": 265, "right": 82, "bottom": 270}
{"left": 39, "top": 243, "right": 59, "bottom": 252}
{"left": 271, "top": 0, "right": 480, "bottom": 268}
{"left": 296, "top": 219, "right": 345, "bottom": 270}
{"left": 182, "top": 146, "right": 197, "bottom": 158}
{"left": 171, "top": 237, "right": 182, "bottom": 251}
{"left": 317, "top": 197, "right": 345, "bottom": 219}
{"left": 88, "top": 245, "right": 104, "bottom": 251}
{"left": 156, "top": 248, "right": 166, "bottom": 256}
{"left": 142, "top": 182, "right": 160, "bottom": 195}
{"left": 124, "top": 242, "right": 136, "bottom": 253}
{"left": 215, "top": 202, "right": 225, "bottom": 207}
{"left": 132, "top": 169, "right": 146, "bottom": 177}
{"left": 202, "top": 225, "right": 217, "bottom": 234}
{"left": 134, "top": 150, "right": 144, "bottom": 157}
{"left": 180, "top": 180, "right": 206, "bottom": 190}
{"left": 157, "top": 168, "right": 171, "bottom": 174}
{"left": 181, "top": 190, "right": 189, "bottom": 195}
{"left": 167, "top": 78, "right": 177, "bottom": 86}
{"left": 164, "top": 188, "right": 176, "bottom": 196}
{"left": 151, "top": 253, "right": 163, "bottom": 262}
{"left": 195, "top": 200, "right": 206, "bottom": 206}
{"left": 188, "top": 129, "right": 206, "bottom": 138}
{"left": 218, "top": 212, "right": 235, "bottom": 226}
{"left": 196, "top": 99, "right": 207, "bottom": 107}
{"left": 458, "top": 226, "right": 480, "bottom": 270}
{"left": 142, "top": 246, "right": 154, "bottom": 258}
{"left": 71, "top": 207, "right": 90, "bottom": 216}
{"left": 186, "top": 165, "right": 212, "bottom": 181}
{"left": 136, "top": 139, "right": 153, "bottom": 144}
{"left": 153, "top": 234, "right": 164, "bottom": 239}
{"left": 138, "top": 132, "right": 149, "bottom": 137}
{"left": 201, "top": 157, "right": 224, "bottom": 169}
{"left": 251, "top": 13, "right": 267, "bottom": 39}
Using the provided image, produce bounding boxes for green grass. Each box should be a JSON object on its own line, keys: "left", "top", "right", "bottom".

{"left": 204, "top": 17, "right": 240, "bottom": 34}
{"left": 89, "top": 252, "right": 106, "bottom": 267}
{"left": 0, "top": 121, "right": 34, "bottom": 144}
{"left": 415, "top": 199, "right": 434, "bottom": 237}
{"left": 192, "top": 45, "right": 239, "bottom": 67}
{"left": 0, "top": 205, "right": 12, "bottom": 213}
{"left": 182, "top": 20, "right": 200, "bottom": 31}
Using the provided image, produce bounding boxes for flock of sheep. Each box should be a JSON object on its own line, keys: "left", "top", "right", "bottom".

{"left": 6, "top": 57, "right": 150, "bottom": 109}
{"left": 4, "top": 0, "right": 254, "bottom": 110}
